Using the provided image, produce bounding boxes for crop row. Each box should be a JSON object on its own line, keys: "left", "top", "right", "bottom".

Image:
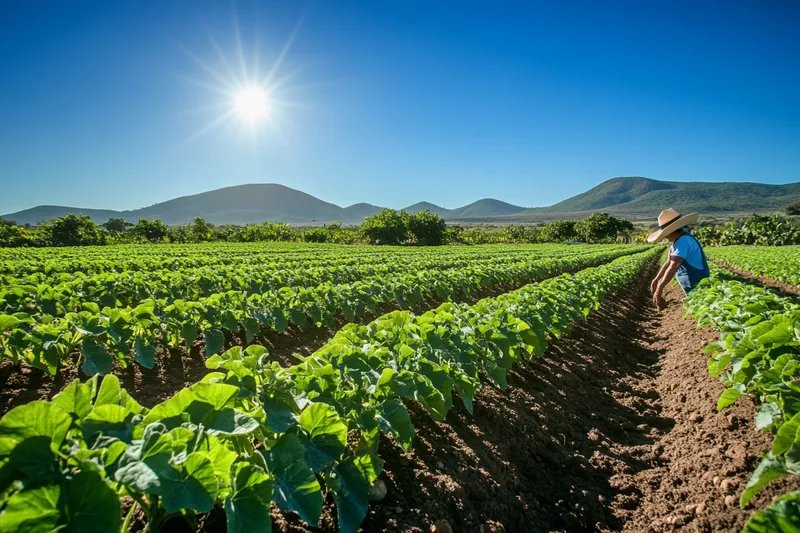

{"left": 683, "top": 266, "right": 800, "bottom": 530}
{"left": 705, "top": 246, "right": 800, "bottom": 288}
{"left": 1, "top": 246, "right": 608, "bottom": 312}
{"left": 0, "top": 242, "right": 574, "bottom": 277}
{"left": 0, "top": 248, "right": 661, "bottom": 533}
{"left": 0, "top": 246, "right": 648, "bottom": 376}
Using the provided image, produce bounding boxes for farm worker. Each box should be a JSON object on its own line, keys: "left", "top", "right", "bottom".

{"left": 647, "top": 208, "right": 710, "bottom": 309}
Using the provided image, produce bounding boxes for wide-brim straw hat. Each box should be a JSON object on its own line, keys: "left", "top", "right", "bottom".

{"left": 647, "top": 208, "right": 699, "bottom": 242}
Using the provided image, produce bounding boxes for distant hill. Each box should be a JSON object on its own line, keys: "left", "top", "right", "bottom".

{"left": 341, "top": 203, "right": 383, "bottom": 223}
{"left": 448, "top": 199, "right": 527, "bottom": 219}
{"left": 403, "top": 202, "right": 451, "bottom": 217}
{"left": 3, "top": 177, "right": 798, "bottom": 226}
{"left": 529, "top": 177, "right": 800, "bottom": 217}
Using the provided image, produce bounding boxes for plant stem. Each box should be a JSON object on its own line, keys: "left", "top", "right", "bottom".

{"left": 121, "top": 499, "right": 137, "bottom": 533}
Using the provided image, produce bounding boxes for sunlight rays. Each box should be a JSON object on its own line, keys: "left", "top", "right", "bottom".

{"left": 176, "top": 4, "right": 304, "bottom": 146}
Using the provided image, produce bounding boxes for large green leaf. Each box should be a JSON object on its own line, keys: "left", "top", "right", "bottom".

{"left": 80, "top": 339, "right": 113, "bottom": 376}
{"left": 62, "top": 470, "right": 121, "bottom": 533}
{"left": 133, "top": 337, "right": 156, "bottom": 368}
{"left": 328, "top": 454, "right": 380, "bottom": 533}
{"left": 376, "top": 399, "right": 414, "bottom": 451}
{"left": 0, "top": 401, "right": 71, "bottom": 448}
{"left": 298, "top": 403, "right": 347, "bottom": 472}
{"left": 742, "top": 491, "right": 800, "bottom": 533}
{"left": 204, "top": 328, "right": 225, "bottom": 357}
{"left": 158, "top": 452, "right": 218, "bottom": 513}
{"left": 741, "top": 454, "right": 789, "bottom": 507}
{"left": 143, "top": 382, "right": 239, "bottom": 428}
{"left": 717, "top": 388, "right": 743, "bottom": 410}
{"left": 201, "top": 407, "right": 259, "bottom": 436}
{"left": 82, "top": 404, "right": 134, "bottom": 445}
{"left": 268, "top": 433, "right": 323, "bottom": 526}
{"left": 0, "top": 483, "right": 60, "bottom": 533}
{"left": 773, "top": 412, "right": 800, "bottom": 456}
{"left": 53, "top": 379, "right": 95, "bottom": 420}
{"left": 224, "top": 462, "right": 273, "bottom": 533}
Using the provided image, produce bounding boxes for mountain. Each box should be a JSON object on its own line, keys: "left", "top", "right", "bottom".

{"left": 528, "top": 177, "right": 800, "bottom": 217}
{"left": 3, "top": 206, "right": 123, "bottom": 226}
{"left": 3, "top": 177, "right": 799, "bottom": 226}
{"left": 403, "top": 202, "right": 451, "bottom": 217}
{"left": 341, "top": 203, "right": 383, "bottom": 223}
{"left": 448, "top": 199, "right": 527, "bottom": 219}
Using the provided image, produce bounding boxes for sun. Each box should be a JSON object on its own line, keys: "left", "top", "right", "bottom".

{"left": 233, "top": 86, "right": 271, "bottom": 124}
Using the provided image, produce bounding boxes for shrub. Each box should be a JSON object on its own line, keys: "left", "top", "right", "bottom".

{"left": 40, "top": 214, "right": 106, "bottom": 246}
{"left": 407, "top": 210, "right": 446, "bottom": 245}
{"left": 538, "top": 220, "right": 577, "bottom": 243}
{"left": 360, "top": 209, "right": 409, "bottom": 245}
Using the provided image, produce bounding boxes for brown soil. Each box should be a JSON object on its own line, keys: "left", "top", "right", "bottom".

{"left": 712, "top": 259, "right": 800, "bottom": 296}
{"left": 263, "top": 261, "right": 797, "bottom": 533}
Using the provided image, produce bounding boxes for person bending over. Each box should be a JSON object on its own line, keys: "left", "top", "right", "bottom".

{"left": 647, "top": 208, "right": 710, "bottom": 309}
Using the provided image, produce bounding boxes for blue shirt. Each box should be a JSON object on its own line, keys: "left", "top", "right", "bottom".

{"left": 669, "top": 231, "right": 710, "bottom": 292}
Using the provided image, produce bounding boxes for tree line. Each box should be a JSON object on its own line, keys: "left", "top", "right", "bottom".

{"left": 0, "top": 209, "right": 640, "bottom": 248}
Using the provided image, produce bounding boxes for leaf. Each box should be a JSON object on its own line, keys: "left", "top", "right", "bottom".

{"left": 717, "top": 388, "right": 743, "bottom": 410}
{"left": 741, "top": 454, "right": 789, "bottom": 507}
{"left": 0, "top": 483, "right": 60, "bottom": 533}
{"left": 159, "top": 452, "right": 219, "bottom": 513}
{"left": 204, "top": 328, "right": 225, "bottom": 357}
{"left": 94, "top": 374, "right": 121, "bottom": 406}
{"left": 755, "top": 403, "right": 782, "bottom": 432}
{"left": 773, "top": 412, "right": 800, "bottom": 456}
{"left": 0, "top": 401, "right": 71, "bottom": 448}
{"left": 133, "top": 337, "right": 156, "bottom": 368}
{"left": 143, "top": 382, "right": 240, "bottom": 428}
{"left": 268, "top": 433, "right": 323, "bottom": 526}
{"left": 263, "top": 394, "right": 299, "bottom": 433}
{"left": 328, "top": 454, "right": 376, "bottom": 533}
{"left": 52, "top": 379, "right": 94, "bottom": 420}
{"left": 376, "top": 399, "right": 415, "bottom": 451}
{"left": 181, "top": 321, "right": 197, "bottom": 351}
{"left": 224, "top": 461, "right": 273, "bottom": 533}
{"left": 200, "top": 407, "right": 259, "bottom": 436}
{"left": 289, "top": 309, "right": 307, "bottom": 328}
{"left": 80, "top": 339, "right": 113, "bottom": 376}
{"left": 298, "top": 403, "right": 348, "bottom": 472}
{"left": 62, "top": 470, "right": 121, "bottom": 533}
{"left": 82, "top": 404, "right": 134, "bottom": 445}
{"left": 243, "top": 317, "right": 260, "bottom": 344}
{"left": 272, "top": 310, "right": 288, "bottom": 332}
{"left": 742, "top": 490, "right": 800, "bottom": 533}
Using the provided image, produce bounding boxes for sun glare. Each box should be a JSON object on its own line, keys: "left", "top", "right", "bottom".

{"left": 233, "top": 86, "right": 271, "bottom": 124}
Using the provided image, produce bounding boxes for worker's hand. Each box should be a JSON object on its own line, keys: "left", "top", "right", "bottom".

{"left": 652, "top": 289, "right": 667, "bottom": 310}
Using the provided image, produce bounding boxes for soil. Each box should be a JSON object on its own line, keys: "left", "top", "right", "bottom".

{"left": 3, "top": 258, "right": 798, "bottom": 532}
{"left": 262, "top": 260, "right": 798, "bottom": 533}
{"left": 711, "top": 259, "right": 800, "bottom": 297}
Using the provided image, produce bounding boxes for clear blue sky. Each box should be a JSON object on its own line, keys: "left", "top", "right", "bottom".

{"left": 1, "top": 0, "right": 799, "bottom": 214}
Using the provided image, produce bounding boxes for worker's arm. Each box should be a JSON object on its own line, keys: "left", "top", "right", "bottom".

{"left": 650, "top": 260, "right": 671, "bottom": 294}
{"left": 653, "top": 257, "right": 683, "bottom": 307}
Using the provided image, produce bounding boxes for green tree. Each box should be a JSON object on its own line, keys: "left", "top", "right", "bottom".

{"left": 360, "top": 209, "right": 409, "bottom": 245}
{"left": 463, "top": 227, "right": 490, "bottom": 245}
{"left": 191, "top": 217, "right": 212, "bottom": 242}
{"left": 787, "top": 201, "right": 800, "bottom": 216}
{"left": 101, "top": 218, "right": 131, "bottom": 235}
{"left": 538, "top": 219, "right": 577, "bottom": 243}
{"left": 574, "top": 213, "right": 626, "bottom": 243}
{"left": 131, "top": 218, "right": 169, "bottom": 242}
{"left": 41, "top": 214, "right": 106, "bottom": 246}
{"left": 0, "top": 219, "right": 30, "bottom": 247}
{"left": 502, "top": 225, "right": 537, "bottom": 243}
{"left": 407, "top": 210, "right": 446, "bottom": 245}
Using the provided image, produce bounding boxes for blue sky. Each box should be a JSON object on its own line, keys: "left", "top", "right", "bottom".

{"left": 1, "top": 0, "right": 799, "bottom": 214}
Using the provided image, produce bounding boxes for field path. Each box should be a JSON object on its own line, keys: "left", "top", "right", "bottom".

{"left": 269, "top": 259, "right": 798, "bottom": 533}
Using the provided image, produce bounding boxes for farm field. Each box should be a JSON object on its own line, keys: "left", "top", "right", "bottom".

{"left": 0, "top": 243, "right": 798, "bottom": 533}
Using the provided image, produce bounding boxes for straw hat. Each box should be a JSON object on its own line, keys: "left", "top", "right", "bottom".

{"left": 647, "top": 208, "right": 699, "bottom": 242}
